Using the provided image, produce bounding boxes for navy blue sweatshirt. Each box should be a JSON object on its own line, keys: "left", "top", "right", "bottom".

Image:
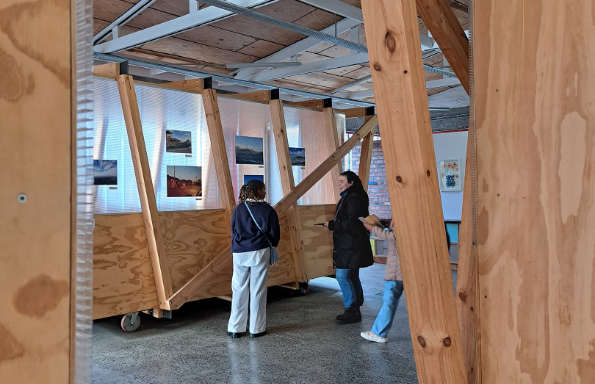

{"left": 231, "top": 201, "right": 280, "bottom": 253}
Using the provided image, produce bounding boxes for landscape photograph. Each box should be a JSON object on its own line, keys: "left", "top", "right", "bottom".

{"left": 167, "top": 165, "right": 202, "bottom": 197}
{"left": 166, "top": 130, "right": 192, "bottom": 153}
{"left": 235, "top": 136, "right": 264, "bottom": 165}
{"left": 289, "top": 147, "right": 306, "bottom": 167}
{"left": 93, "top": 160, "right": 117, "bottom": 185}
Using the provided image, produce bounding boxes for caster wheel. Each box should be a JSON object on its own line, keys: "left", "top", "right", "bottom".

{"left": 120, "top": 312, "right": 141, "bottom": 332}
{"left": 298, "top": 282, "right": 309, "bottom": 295}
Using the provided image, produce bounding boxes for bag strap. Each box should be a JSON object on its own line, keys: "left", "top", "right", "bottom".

{"left": 244, "top": 202, "right": 273, "bottom": 247}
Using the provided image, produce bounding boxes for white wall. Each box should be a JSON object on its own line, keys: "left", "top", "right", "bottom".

{"left": 432, "top": 130, "right": 468, "bottom": 221}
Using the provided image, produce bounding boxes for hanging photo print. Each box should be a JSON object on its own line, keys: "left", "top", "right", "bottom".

{"left": 289, "top": 147, "right": 305, "bottom": 166}
{"left": 93, "top": 160, "right": 117, "bottom": 185}
{"left": 244, "top": 174, "right": 264, "bottom": 184}
{"left": 235, "top": 136, "right": 264, "bottom": 165}
{"left": 167, "top": 165, "right": 202, "bottom": 197}
{"left": 166, "top": 130, "right": 192, "bottom": 153}
{"left": 439, "top": 159, "right": 462, "bottom": 192}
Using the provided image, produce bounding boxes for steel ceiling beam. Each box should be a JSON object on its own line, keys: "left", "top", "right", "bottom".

{"left": 93, "top": 0, "right": 276, "bottom": 53}
{"left": 93, "top": 0, "right": 157, "bottom": 44}
{"left": 296, "top": 0, "right": 363, "bottom": 22}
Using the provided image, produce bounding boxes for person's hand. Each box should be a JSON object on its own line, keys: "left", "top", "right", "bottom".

{"left": 322, "top": 222, "right": 329, "bottom": 228}
{"left": 362, "top": 222, "right": 373, "bottom": 231}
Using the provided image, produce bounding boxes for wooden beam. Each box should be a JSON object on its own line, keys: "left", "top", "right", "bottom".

{"left": 93, "top": 62, "right": 120, "bottom": 79}
{"left": 220, "top": 89, "right": 276, "bottom": 105}
{"left": 416, "top": 0, "right": 469, "bottom": 94}
{"left": 362, "top": 1, "right": 467, "bottom": 383}
{"left": 117, "top": 75, "right": 173, "bottom": 309}
{"left": 322, "top": 107, "right": 342, "bottom": 197}
{"left": 201, "top": 88, "right": 236, "bottom": 211}
{"left": 283, "top": 98, "right": 332, "bottom": 111}
{"left": 275, "top": 116, "right": 377, "bottom": 215}
{"left": 358, "top": 117, "right": 374, "bottom": 191}
{"left": 475, "top": 1, "right": 595, "bottom": 383}
{"left": 455, "top": 145, "right": 479, "bottom": 384}
{"left": 269, "top": 99, "right": 306, "bottom": 282}
{"left": 337, "top": 106, "right": 376, "bottom": 118}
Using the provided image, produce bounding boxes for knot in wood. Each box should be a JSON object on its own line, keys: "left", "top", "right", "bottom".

{"left": 373, "top": 63, "right": 382, "bottom": 71}
{"left": 396, "top": 176, "right": 403, "bottom": 183}
{"left": 442, "top": 336, "right": 452, "bottom": 347}
{"left": 384, "top": 31, "right": 396, "bottom": 53}
{"left": 417, "top": 335, "right": 426, "bottom": 348}
{"left": 458, "top": 291, "right": 467, "bottom": 302}
{"left": 426, "top": 169, "right": 431, "bottom": 177}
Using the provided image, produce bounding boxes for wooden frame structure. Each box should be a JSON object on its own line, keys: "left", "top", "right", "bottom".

{"left": 92, "top": 72, "right": 377, "bottom": 318}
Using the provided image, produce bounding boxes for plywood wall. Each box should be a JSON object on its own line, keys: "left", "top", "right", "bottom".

{"left": 474, "top": 1, "right": 595, "bottom": 382}
{"left": 0, "top": 0, "right": 72, "bottom": 381}
{"left": 93, "top": 205, "right": 335, "bottom": 318}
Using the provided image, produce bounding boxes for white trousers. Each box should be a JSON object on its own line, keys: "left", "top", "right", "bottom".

{"left": 228, "top": 248, "right": 269, "bottom": 334}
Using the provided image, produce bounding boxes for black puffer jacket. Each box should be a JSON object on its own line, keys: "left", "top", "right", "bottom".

{"left": 328, "top": 184, "right": 373, "bottom": 269}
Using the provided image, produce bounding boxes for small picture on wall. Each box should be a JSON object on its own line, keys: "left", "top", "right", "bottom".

{"left": 167, "top": 165, "right": 202, "bottom": 197}
{"left": 166, "top": 130, "right": 192, "bottom": 153}
{"left": 439, "top": 159, "right": 461, "bottom": 192}
{"left": 289, "top": 147, "right": 306, "bottom": 167}
{"left": 235, "top": 136, "right": 264, "bottom": 165}
{"left": 93, "top": 160, "right": 117, "bottom": 185}
{"left": 244, "top": 174, "right": 264, "bottom": 185}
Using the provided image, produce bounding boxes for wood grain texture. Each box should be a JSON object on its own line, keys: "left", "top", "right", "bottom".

{"left": 455, "top": 145, "right": 479, "bottom": 383}
{"left": 474, "top": 1, "right": 595, "bottom": 383}
{"left": 93, "top": 213, "right": 158, "bottom": 319}
{"left": 358, "top": 124, "right": 374, "bottom": 191}
{"left": 362, "top": 1, "right": 467, "bottom": 382}
{"left": 298, "top": 205, "right": 336, "bottom": 279}
{"left": 0, "top": 0, "right": 71, "bottom": 381}
{"left": 322, "top": 107, "right": 342, "bottom": 197}
{"left": 416, "top": 0, "right": 469, "bottom": 94}
{"left": 160, "top": 210, "right": 230, "bottom": 293}
{"left": 118, "top": 74, "right": 173, "bottom": 308}
{"left": 93, "top": 62, "right": 120, "bottom": 79}
{"left": 202, "top": 89, "right": 236, "bottom": 211}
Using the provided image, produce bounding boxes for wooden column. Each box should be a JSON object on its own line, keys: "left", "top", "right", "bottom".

{"left": 322, "top": 107, "right": 342, "bottom": 196}
{"left": 358, "top": 115, "right": 375, "bottom": 191}
{"left": 415, "top": 0, "right": 469, "bottom": 93}
{"left": 455, "top": 145, "right": 479, "bottom": 383}
{"left": 362, "top": 1, "right": 467, "bottom": 383}
{"left": 118, "top": 75, "right": 173, "bottom": 308}
{"left": 202, "top": 89, "right": 236, "bottom": 211}
{"left": 0, "top": 1, "right": 72, "bottom": 382}
{"left": 270, "top": 99, "right": 306, "bottom": 282}
{"left": 475, "top": 1, "right": 595, "bottom": 383}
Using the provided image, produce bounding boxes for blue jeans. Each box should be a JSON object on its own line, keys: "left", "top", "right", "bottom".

{"left": 335, "top": 268, "right": 363, "bottom": 309}
{"left": 371, "top": 280, "right": 404, "bottom": 338}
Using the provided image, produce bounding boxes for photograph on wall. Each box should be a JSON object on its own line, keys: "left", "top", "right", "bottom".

{"left": 244, "top": 174, "right": 264, "bottom": 185}
{"left": 289, "top": 147, "right": 306, "bottom": 167}
{"left": 93, "top": 160, "right": 117, "bottom": 185}
{"left": 166, "top": 130, "right": 192, "bottom": 153}
{"left": 235, "top": 135, "right": 264, "bottom": 165}
{"left": 439, "top": 159, "right": 461, "bottom": 192}
{"left": 167, "top": 165, "right": 202, "bottom": 197}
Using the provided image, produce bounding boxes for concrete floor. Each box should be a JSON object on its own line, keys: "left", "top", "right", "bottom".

{"left": 92, "top": 259, "right": 458, "bottom": 384}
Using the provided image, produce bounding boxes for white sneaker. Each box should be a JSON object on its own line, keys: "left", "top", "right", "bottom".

{"left": 361, "top": 330, "right": 387, "bottom": 343}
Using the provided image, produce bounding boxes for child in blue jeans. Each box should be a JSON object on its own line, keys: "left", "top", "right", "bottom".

{"left": 360, "top": 216, "right": 403, "bottom": 343}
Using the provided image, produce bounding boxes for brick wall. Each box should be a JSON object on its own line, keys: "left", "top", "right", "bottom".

{"left": 350, "top": 141, "right": 392, "bottom": 219}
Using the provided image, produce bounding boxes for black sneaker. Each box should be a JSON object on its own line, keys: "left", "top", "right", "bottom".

{"left": 336, "top": 308, "right": 361, "bottom": 324}
{"left": 227, "top": 332, "right": 245, "bottom": 339}
{"left": 249, "top": 331, "right": 267, "bottom": 338}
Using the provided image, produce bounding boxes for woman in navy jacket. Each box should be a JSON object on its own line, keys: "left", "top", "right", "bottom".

{"left": 228, "top": 180, "right": 280, "bottom": 338}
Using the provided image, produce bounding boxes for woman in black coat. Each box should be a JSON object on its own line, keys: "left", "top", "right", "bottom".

{"left": 324, "top": 171, "right": 373, "bottom": 323}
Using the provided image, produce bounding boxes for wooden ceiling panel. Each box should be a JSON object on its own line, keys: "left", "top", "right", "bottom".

{"left": 340, "top": 65, "right": 370, "bottom": 80}
{"left": 141, "top": 36, "right": 258, "bottom": 64}
{"left": 238, "top": 40, "right": 286, "bottom": 58}
{"left": 324, "top": 64, "right": 363, "bottom": 77}
{"left": 272, "top": 79, "right": 332, "bottom": 93}
{"left": 316, "top": 44, "right": 354, "bottom": 58}
{"left": 254, "top": 0, "right": 316, "bottom": 22}
{"left": 95, "top": 0, "right": 176, "bottom": 30}
{"left": 295, "top": 51, "right": 333, "bottom": 63}
{"left": 176, "top": 25, "right": 257, "bottom": 51}
{"left": 293, "top": 9, "right": 340, "bottom": 32}
{"left": 285, "top": 72, "right": 349, "bottom": 89}
{"left": 211, "top": 15, "right": 304, "bottom": 44}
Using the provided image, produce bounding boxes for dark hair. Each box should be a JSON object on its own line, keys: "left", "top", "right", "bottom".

{"left": 246, "top": 179, "right": 266, "bottom": 200}
{"left": 340, "top": 170, "right": 362, "bottom": 187}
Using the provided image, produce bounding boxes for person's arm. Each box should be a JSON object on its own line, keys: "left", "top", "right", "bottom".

{"left": 268, "top": 208, "right": 281, "bottom": 247}
{"left": 332, "top": 196, "right": 363, "bottom": 234}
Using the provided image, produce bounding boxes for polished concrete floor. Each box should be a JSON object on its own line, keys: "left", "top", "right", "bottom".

{"left": 92, "top": 258, "right": 458, "bottom": 384}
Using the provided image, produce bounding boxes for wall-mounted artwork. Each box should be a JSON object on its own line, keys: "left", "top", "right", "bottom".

{"left": 439, "top": 159, "right": 461, "bottom": 192}
{"left": 167, "top": 165, "right": 202, "bottom": 197}
{"left": 166, "top": 130, "right": 192, "bottom": 153}
{"left": 235, "top": 136, "right": 264, "bottom": 165}
{"left": 93, "top": 160, "right": 117, "bottom": 185}
{"left": 244, "top": 174, "right": 264, "bottom": 185}
{"left": 289, "top": 147, "right": 305, "bottom": 166}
